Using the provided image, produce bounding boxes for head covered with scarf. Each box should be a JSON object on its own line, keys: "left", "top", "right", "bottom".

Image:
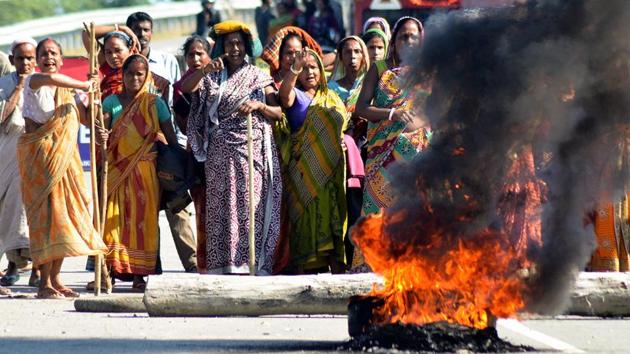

{"left": 330, "top": 36, "right": 370, "bottom": 83}
{"left": 261, "top": 26, "right": 323, "bottom": 78}
{"left": 362, "top": 28, "right": 389, "bottom": 60}
{"left": 209, "top": 20, "right": 262, "bottom": 59}
{"left": 388, "top": 16, "right": 424, "bottom": 66}
{"left": 362, "top": 17, "right": 391, "bottom": 39}
{"left": 99, "top": 31, "right": 138, "bottom": 99}
{"left": 121, "top": 54, "right": 153, "bottom": 97}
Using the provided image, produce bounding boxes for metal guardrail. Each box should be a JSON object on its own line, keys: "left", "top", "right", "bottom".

{"left": 0, "top": 0, "right": 259, "bottom": 54}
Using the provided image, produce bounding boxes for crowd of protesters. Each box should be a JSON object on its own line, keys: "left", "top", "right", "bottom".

{"left": 0, "top": 0, "right": 627, "bottom": 299}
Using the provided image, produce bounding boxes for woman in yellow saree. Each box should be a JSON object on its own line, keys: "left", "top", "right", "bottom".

{"left": 17, "top": 38, "right": 107, "bottom": 299}
{"left": 101, "top": 54, "right": 180, "bottom": 291}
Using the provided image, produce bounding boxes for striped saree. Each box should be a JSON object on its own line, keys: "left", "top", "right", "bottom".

{"left": 286, "top": 57, "right": 349, "bottom": 270}
{"left": 17, "top": 87, "right": 106, "bottom": 266}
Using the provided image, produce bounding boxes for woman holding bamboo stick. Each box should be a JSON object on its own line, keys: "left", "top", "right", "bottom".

{"left": 17, "top": 38, "right": 107, "bottom": 299}
{"left": 182, "top": 21, "right": 282, "bottom": 275}
{"left": 99, "top": 54, "right": 180, "bottom": 291}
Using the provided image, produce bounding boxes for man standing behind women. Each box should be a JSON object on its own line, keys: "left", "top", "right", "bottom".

{"left": 183, "top": 21, "right": 282, "bottom": 275}
{"left": 352, "top": 17, "right": 429, "bottom": 271}
{"left": 279, "top": 49, "right": 348, "bottom": 273}
{"left": 18, "top": 38, "right": 107, "bottom": 298}
{"left": 0, "top": 39, "right": 39, "bottom": 293}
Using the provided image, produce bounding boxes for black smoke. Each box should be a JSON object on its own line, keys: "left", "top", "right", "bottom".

{"left": 384, "top": 0, "right": 630, "bottom": 314}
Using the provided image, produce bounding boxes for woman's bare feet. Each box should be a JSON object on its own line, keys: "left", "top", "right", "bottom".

{"left": 56, "top": 287, "right": 80, "bottom": 298}
{"left": 37, "top": 287, "right": 64, "bottom": 299}
{"left": 49, "top": 275, "right": 80, "bottom": 297}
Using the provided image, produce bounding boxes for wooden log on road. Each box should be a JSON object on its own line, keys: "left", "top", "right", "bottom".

{"left": 144, "top": 273, "right": 382, "bottom": 317}
{"left": 74, "top": 294, "right": 145, "bottom": 313}
{"left": 144, "top": 272, "right": 630, "bottom": 318}
{"left": 567, "top": 272, "right": 630, "bottom": 317}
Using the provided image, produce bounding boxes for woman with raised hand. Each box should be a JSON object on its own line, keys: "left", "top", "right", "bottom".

{"left": 17, "top": 38, "right": 107, "bottom": 299}
{"left": 100, "top": 54, "right": 180, "bottom": 291}
{"left": 173, "top": 35, "right": 212, "bottom": 274}
{"left": 279, "top": 49, "right": 348, "bottom": 274}
{"left": 183, "top": 21, "right": 282, "bottom": 275}
{"left": 261, "top": 26, "right": 323, "bottom": 87}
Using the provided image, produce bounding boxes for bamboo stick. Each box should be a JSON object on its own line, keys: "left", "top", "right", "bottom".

{"left": 246, "top": 113, "right": 255, "bottom": 275}
{"left": 86, "top": 22, "right": 103, "bottom": 296}
{"left": 84, "top": 22, "right": 112, "bottom": 295}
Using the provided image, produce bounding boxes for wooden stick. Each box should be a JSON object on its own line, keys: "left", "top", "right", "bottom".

{"left": 246, "top": 113, "right": 255, "bottom": 275}
{"left": 86, "top": 22, "right": 103, "bottom": 296}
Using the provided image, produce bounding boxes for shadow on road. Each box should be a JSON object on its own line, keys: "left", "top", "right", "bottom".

{"left": 1, "top": 338, "right": 344, "bottom": 353}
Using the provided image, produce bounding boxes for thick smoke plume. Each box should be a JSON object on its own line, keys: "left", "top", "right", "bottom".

{"left": 385, "top": 0, "right": 630, "bottom": 314}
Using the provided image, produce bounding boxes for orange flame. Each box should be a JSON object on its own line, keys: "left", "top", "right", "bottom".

{"left": 352, "top": 147, "right": 542, "bottom": 329}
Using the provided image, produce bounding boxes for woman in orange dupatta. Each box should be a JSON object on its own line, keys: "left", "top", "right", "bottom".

{"left": 17, "top": 38, "right": 107, "bottom": 299}
{"left": 101, "top": 54, "right": 180, "bottom": 291}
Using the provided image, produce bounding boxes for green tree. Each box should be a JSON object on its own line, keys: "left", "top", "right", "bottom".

{"left": 0, "top": 0, "right": 150, "bottom": 27}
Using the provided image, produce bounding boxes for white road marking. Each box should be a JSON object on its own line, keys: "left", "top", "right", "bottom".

{"left": 497, "top": 318, "right": 585, "bottom": 353}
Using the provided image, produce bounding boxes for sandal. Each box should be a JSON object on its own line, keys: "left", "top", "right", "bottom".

{"left": 57, "top": 288, "right": 80, "bottom": 298}
{"left": 37, "top": 288, "right": 64, "bottom": 299}
{"left": 0, "top": 274, "right": 19, "bottom": 286}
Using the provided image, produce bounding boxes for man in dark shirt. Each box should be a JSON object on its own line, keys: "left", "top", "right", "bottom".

{"left": 255, "top": 0, "right": 275, "bottom": 46}
{"left": 196, "top": 0, "right": 223, "bottom": 37}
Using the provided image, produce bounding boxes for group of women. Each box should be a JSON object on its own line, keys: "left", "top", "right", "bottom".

{"left": 175, "top": 16, "right": 428, "bottom": 275}
{"left": 13, "top": 14, "right": 429, "bottom": 298}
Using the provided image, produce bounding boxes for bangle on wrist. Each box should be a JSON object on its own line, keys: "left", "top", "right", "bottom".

{"left": 388, "top": 108, "right": 395, "bottom": 121}
{"left": 290, "top": 64, "right": 302, "bottom": 75}
{"left": 114, "top": 24, "right": 119, "bottom": 32}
